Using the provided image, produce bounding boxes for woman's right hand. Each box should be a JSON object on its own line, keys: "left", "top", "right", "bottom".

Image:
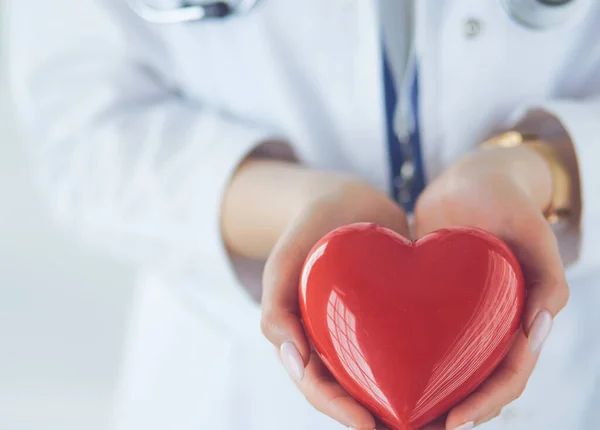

{"left": 258, "top": 171, "right": 410, "bottom": 430}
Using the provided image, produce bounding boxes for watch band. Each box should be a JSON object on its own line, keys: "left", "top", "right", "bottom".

{"left": 481, "top": 130, "right": 573, "bottom": 224}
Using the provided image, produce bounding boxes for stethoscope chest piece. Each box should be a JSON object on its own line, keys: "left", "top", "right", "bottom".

{"left": 502, "top": 0, "right": 585, "bottom": 29}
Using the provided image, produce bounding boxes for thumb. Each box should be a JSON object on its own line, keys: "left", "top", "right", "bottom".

{"left": 260, "top": 204, "right": 344, "bottom": 379}
{"left": 260, "top": 222, "right": 315, "bottom": 381}
{"left": 509, "top": 218, "right": 570, "bottom": 354}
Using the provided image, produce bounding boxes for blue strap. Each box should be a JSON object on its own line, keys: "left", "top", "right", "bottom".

{"left": 382, "top": 50, "right": 426, "bottom": 213}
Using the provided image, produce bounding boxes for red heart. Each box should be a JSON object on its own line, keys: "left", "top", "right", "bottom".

{"left": 299, "top": 224, "right": 525, "bottom": 430}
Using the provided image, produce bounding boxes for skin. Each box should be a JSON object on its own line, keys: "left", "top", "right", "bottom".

{"left": 221, "top": 144, "right": 573, "bottom": 430}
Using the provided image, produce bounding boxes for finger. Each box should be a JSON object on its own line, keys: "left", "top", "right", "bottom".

{"left": 445, "top": 331, "right": 537, "bottom": 429}
{"left": 261, "top": 217, "right": 318, "bottom": 374}
{"left": 261, "top": 203, "right": 355, "bottom": 365}
{"left": 503, "top": 213, "right": 569, "bottom": 353}
{"left": 261, "top": 207, "right": 349, "bottom": 381}
{"left": 294, "top": 350, "right": 376, "bottom": 430}
{"left": 478, "top": 408, "right": 503, "bottom": 426}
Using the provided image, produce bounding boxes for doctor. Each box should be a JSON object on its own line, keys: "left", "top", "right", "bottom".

{"left": 7, "top": 0, "right": 600, "bottom": 429}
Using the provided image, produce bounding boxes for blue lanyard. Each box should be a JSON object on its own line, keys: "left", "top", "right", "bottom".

{"left": 382, "top": 49, "right": 426, "bottom": 213}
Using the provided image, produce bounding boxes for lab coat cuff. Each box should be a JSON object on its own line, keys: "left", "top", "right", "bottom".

{"left": 510, "top": 102, "right": 600, "bottom": 272}
{"left": 185, "top": 121, "right": 291, "bottom": 340}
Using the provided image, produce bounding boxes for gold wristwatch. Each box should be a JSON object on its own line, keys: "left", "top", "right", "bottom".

{"left": 481, "top": 130, "right": 573, "bottom": 224}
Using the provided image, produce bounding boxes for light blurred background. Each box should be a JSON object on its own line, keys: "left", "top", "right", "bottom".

{"left": 0, "top": 2, "right": 135, "bottom": 429}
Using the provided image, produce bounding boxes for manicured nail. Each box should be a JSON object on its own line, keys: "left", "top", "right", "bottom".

{"left": 528, "top": 310, "right": 553, "bottom": 353}
{"left": 452, "top": 422, "right": 474, "bottom": 430}
{"left": 280, "top": 341, "right": 304, "bottom": 382}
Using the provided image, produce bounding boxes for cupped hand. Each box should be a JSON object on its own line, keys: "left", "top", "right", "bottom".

{"left": 413, "top": 146, "right": 570, "bottom": 429}
{"left": 260, "top": 174, "right": 410, "bottom": 430}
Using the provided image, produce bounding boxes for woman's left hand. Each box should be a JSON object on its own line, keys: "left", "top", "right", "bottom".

{"left": 413, "top": 144, "right": 570, "bottom": 430}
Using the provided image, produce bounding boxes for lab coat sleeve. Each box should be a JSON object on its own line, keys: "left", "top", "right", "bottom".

{"left": 512, "top": 100, "right": 600, "bottom": 272}
{"left": 7, "top": 0, "right": 283, "bottom": 327}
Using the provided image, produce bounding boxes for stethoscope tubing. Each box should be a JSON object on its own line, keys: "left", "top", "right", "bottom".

{"left": 126, "top": 0, "right": 261, "bottom": 24}
{"left": 127, "top": 0, "right": 583, "bottom": 29}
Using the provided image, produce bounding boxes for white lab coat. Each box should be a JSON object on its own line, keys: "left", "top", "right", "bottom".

{"left": 7, "top": 0, "right": 600, "bottom": 429}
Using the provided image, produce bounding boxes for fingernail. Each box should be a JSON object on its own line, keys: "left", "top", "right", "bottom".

{"left": 280, "top": 341, "right": 304, "bottom": 382}
{"left": 452, "top": 422, "right": 474, "bottom": 430}
{"left": 528, "top": 310, "right": 553, "bottom": 353}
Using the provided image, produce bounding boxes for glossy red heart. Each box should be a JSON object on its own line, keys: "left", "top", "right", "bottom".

{"left": 299, "top": 224, "right": 525, "bottom": 430}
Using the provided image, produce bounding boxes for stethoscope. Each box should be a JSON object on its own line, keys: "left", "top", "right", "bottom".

{"left": 126, "top": 0, "right": 261, "bottom": 24}
{"left": 128, "top": 0, "right": 584, "bottom": 29}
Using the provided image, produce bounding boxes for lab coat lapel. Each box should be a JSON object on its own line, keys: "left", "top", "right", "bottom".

{"left": 412, "top": 0, "right": 449, "bottom": 181}
{"left": 319, "top": 0, "right": 390, "bottom": 193}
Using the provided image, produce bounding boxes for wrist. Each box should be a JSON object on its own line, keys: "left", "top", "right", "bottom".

{"left": 481, "top": 124, "right": 577, "bottom": 223}
{"left": 506, "top": 144, "right": 554, "bottom": 213}
{"left": 223, "top": 160, "right": 347, "bottom": 259}
{"left": 455, "top": 144, "right": 552, "bottom": 212}
{"left": 514, "top": 112, "right": 580, "bottom": 224}
{"left": 301, "top": 171, "right": 373, "bottom": 206}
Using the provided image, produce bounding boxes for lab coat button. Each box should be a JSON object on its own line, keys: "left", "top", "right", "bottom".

{"left": 463, "top": 18, "right": 483, "bottom": 38}
{"left": 400, "top": 161, "right": 415, "bottom": 180}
